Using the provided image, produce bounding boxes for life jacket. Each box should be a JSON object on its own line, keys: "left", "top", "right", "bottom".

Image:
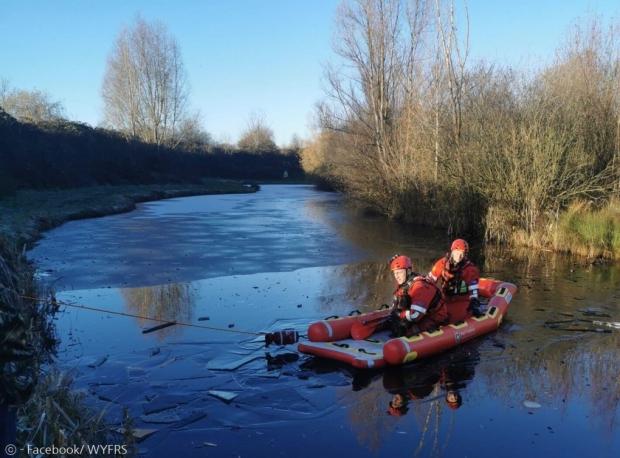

{"left": 394, "top": 274, "right": 443, "bottom": 314}
{"left": 392, "top": 273, "right": 417, "bottom": 310}
{"left": 440, "top": 255, "right": 474, "bottom": 297}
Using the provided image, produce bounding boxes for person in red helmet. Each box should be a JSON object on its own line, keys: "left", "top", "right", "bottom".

{"left": 389, "top": 254, "right": 448, "bottom": 337}
{"left": 428, "top": 239, "right": 483, "bottom": 318}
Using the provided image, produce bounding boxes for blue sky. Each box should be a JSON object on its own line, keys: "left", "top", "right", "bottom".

{"left": 1, "top": 1, "right": 619, "bottom": 145}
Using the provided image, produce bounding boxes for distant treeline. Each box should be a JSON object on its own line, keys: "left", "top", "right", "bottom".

{"left": 0, "top": 109, "right": 302, "bottom": 196}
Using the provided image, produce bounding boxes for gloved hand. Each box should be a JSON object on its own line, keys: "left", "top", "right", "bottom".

{"left": 394, "top": 294, "right": 409, "bottom": 310}
{"left": 468, "top": 298, "right": 483, "bottom": 317}
{"left": 399, "top": 310, "right": 413, "bottom": 321}
{"left": 390, "top": 315, "right": 408, "bottom": 338}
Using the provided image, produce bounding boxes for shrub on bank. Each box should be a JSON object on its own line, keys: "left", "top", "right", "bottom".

{"left": 16, "top": 370, "right": 131, "bottom": 454}
{"left": 307, "top": 6, "right": 620, "bottom": 249}
{"left": 555, "top": 200, "right": 620, "bottom": 259}
{"left": 0, "top": 241, "right": 124, "bottom": 452}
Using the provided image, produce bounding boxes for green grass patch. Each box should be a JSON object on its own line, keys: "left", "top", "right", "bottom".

{"left": 556, "top": 200, "right": 620, "bottom": 259}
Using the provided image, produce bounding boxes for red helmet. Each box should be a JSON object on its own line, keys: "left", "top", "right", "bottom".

{"left": 445, "top": 392, "right": 462, "bottom": 410}
{"left": 389, "top": 254, "right": 412, "bottom": 271}
{"left": 388, "top": 404, "right": 406, "bottom": 416}
{"left": 387, "top": 395, "right": 409, "bottom": 416}
{"left": 450, "top": 239, "right": 469, "bottom": 253}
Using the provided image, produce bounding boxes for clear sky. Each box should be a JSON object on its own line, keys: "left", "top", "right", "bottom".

{"left": 1, "top": 1, "right": 619, "bottom": 145}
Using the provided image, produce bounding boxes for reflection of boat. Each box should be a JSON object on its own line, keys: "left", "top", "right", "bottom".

{"left": 298, "top": 278, "right": 517, "bottom": 369}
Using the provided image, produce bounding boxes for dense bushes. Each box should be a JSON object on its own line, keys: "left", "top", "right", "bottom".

{"left": 0, "top": 109, "right": 302, "bottom": 193}
{"left": 0, "top": 241, "right": 55, "bottom": 406}
{"left": 302, "top": 1, "right": 620, "bottom": 254}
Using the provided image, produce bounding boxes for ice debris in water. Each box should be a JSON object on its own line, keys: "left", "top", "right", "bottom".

{"left": 208, "top": 390, "right": 239, "bottom": 402}
{"left": 88, "top": 355, "right": 108, "bottom": 368}
{"left": 206, "top": 353, "right": 262, "bottom": 371}
{"left": 523, "top": 400, "right": 542, "bottom": 409}
{"left": 115, "top": 428, "right": 157, "bottom": 442}
{"left": 579, "top": 307, "right": 611, "bottom": 317}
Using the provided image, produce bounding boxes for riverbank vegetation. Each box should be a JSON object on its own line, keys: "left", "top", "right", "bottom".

{"left": 0, "top": 241, "right": 134, "bottom": 452}
{"left": 0, "top": 243, "right": 54, "bottom": 410}
{"left": 554, "top": 200, "right": 620, "bottom": 259}
{"left": 0, "top": 107, "right": 301, "bottom": 199}
{"left": 301, "top": 0, "right": 620, "bottom": 259}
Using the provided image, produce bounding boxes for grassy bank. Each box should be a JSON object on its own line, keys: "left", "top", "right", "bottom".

{"left": 0, "top": 240, "right": 133, "bottom": 452}
{"left": 0, "top": 179, "right": 257, "bottom": 247}
{"left": 503, "top": 200, "right": 620, "bottom": 261}
{"left": 553, "top": 200, "right": 620, "bottom": 260}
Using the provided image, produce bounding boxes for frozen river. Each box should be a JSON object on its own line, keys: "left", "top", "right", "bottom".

{"left": 29, "top": 185, "right": 620, "bottom": 457}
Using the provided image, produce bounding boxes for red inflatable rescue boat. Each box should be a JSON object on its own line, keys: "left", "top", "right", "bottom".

{"left": 298, "top": 278, "right": 517, "bottom": 369}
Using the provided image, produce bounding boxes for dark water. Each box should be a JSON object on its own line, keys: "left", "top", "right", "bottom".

{"left": 29, "top": 185, "right": 620, "bottom": 457}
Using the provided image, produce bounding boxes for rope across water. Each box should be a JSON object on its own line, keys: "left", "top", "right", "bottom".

{"left": 20, "top": 294, "right": 264, "bottom": 336}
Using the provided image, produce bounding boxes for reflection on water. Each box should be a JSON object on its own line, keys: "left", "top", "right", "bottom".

{"left": 307, "top": 198, "right": 619, "bottom": 455}
{"left": 478, "top": 331, "right": 620, "bottom": 433}
{"left": 383, "top": 346, "right": 479, "bottom": 457}
{"left": 303, "top": 342, "right": 482, "bottom": 455}
{"left": 120, "top": 283, "right": 195, "bottom": 338}
{"left": 383, "top": 344, "right": 480, "bottom": 416}
{"left": 480, "top": 244, "right": 620, "bottom": 434}
{"left": 317, "top": 261, "right": 393, "bottom": 315}
{"left": 304, "top": 196, "right": 449, "bottom": 268}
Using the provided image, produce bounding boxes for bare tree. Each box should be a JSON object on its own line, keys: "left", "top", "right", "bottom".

{"left": 176, "top": 112, "right": 212, "bottom": 152}
{"left": 434, "top": 0, "right": 469, "bottom": 146}
{"left": 0, "top": 78, "right": 10, "bottom": 102}
{"left": 102, "top": 17, "right": 190, "bottom": 147}
{"left": 0, "top": 79, "right": 65, "bottom": 123}
{"left": 325, "top": 0, "right": 404, "bottom": 158}
{"left": 288, "top": 133, "right": 304, "bottom": 150}
{"left": 237, "top": 114, "right": 277, "bottom": 152}
{"left": 319, "top": 0, "right": 434, "bottom": 214}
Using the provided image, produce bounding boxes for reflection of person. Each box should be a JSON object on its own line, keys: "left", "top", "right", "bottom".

{"left": 389, "top": 254, "right": 448, "bottom": 337}
{"left": 441, "top": 364, "right": 468, "bottom": 409}
{"left": 386, "top": 370, "right": 464, "bottom": 416}
{"left": 388, "top": 393, "right": 409, "bottom": 416}
{"left": 385, "top": 345, "right": 479, "bottom": 416}
{"left": 445, "top": 390, "right": 462, "bottom": 410}
{"left": 387, "top": 376, "right": 436, "bottom": 416}
{"left": 428, "top": 239, "right": 482, "bottom": 318}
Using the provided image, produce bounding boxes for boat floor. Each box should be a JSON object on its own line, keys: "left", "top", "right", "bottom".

{"left": 298, "top": 330, "right": 391, "bottom": 369}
